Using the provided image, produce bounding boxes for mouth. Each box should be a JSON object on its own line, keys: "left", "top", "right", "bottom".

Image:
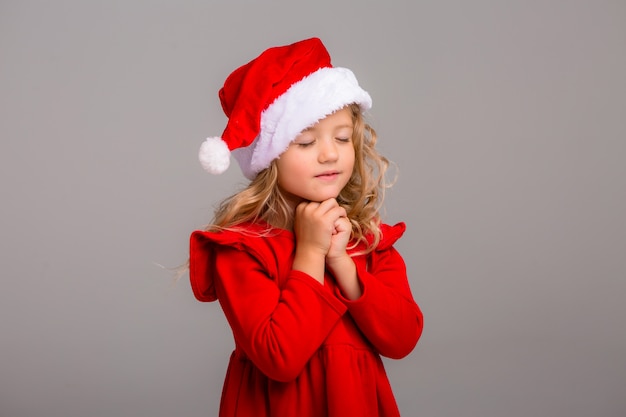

{"left": 315, "top": 171, "right": 340, "bottom": 179}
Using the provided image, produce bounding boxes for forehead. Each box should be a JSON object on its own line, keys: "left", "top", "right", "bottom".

{"left": 303, "top": 107, "right": 354, "bottom": 132}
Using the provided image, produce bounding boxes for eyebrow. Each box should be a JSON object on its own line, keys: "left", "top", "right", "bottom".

{"left": 303, "top": 123, "right": 354, "bottom": 132}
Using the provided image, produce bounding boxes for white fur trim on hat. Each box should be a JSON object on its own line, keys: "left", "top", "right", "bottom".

{"left": 199, "top": 137, "right": 230, "bottom": 174}
{"left": 232, "top": 66, "right": 372, "bottom": 179}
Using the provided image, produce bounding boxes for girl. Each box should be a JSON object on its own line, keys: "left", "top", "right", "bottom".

{"left": 189, "top": 38, "right": 423, "bottom": 417}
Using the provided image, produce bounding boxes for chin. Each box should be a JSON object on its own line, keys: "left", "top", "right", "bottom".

{"left": 308, "top": 192, "right": 341, "bottom": 202}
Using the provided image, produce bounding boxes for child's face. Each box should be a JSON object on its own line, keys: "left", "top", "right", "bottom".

{"left": 276, "top": 106, "right": 355, "bottom": 207}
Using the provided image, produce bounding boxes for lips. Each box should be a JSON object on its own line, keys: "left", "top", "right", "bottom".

{"left": 315, "top": 171, "right": 340, "bottom": 179}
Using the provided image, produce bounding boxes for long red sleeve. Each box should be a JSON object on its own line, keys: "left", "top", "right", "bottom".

{"left": 340, "top": 244, "right": 423, "bottom": 359}
{"left": 212, "top": 246, "right": 347, "bottom": 381}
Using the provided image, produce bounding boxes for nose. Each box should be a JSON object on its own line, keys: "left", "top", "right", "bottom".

{"left": 318, "top": 137, "right": 338, "bottom": 163}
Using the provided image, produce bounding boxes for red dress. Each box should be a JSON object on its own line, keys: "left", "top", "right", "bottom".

{"left": 189, "top": 222, "right": 423, "bottom": 417}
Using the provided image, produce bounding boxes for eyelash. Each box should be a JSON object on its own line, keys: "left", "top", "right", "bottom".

{"left": 297, "top": 138, "right": 351, "bottom": 147}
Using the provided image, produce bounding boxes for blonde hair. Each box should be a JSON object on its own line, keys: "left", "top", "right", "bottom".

{"left": 207, "top": 104, "right": 390, "bottom": 254}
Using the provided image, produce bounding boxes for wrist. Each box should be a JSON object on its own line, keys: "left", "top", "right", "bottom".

{"left": 325, "top": 253, "right": 352, "bottom": 273}
{"left": 292, "top": 248, "right": 326, "bottom": 284}
{"left": 326, "top": 255, "right": 361, "bottom": 300}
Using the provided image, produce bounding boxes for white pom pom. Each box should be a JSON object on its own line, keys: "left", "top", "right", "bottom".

{"left": 199, "top": 137, "right": 230, "bottom": 174}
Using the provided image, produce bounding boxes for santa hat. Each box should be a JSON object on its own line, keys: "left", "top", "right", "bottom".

{"left": 198, "top": 37, "right": 372, "bottom": 179}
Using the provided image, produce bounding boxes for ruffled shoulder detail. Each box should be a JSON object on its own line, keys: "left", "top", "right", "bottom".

{"left": 189, "top": 223, "right": 292, "bottom": 302}
{"left": 189, "top": 222, "right": 406, "bottom": 302}
{"left": 377, "top": 222, "right": 406, "bottom": 251}
{"left": 351, "top": 222, "right": 406, "bottom": 253}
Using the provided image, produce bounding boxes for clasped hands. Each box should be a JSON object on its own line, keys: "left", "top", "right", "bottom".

{"left": 292, "top": 198, "right": 361, "bottom": 299}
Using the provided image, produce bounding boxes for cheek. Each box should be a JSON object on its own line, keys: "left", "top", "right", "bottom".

{"left": 277, "top": 154, "right": 307, "bottom": 183}
{"left": 283, "top": 158, "right": 305, "bottom": 176}
{"left": 345, "top": 148, "right": 356, "bottom": 170}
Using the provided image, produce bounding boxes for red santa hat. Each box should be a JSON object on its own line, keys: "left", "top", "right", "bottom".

{"left": 198, "top": 37, "right": 372, "bottom": 179}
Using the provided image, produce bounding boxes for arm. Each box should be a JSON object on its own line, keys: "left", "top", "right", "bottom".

{"left": 339, "top": 246, "right": 423, "bottom": 359}
{"left": 212, "top": 246, "right": 347, "bottom": 382}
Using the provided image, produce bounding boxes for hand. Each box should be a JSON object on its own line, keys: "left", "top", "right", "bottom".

{"left": 291, "top": 199, "right": 347, "bottom": 284}
{"left": 293, "top": 198, "right": 348, "bottom": 257}
{"left": 326, "top": 215, "right": 361, "bottom": 300}
{"left": 327, "top": 216, "right": 351, "bottom": 261}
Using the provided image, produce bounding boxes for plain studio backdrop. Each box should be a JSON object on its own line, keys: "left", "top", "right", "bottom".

{"left": 1, "top": 1, "right": 625, "bottom": 416}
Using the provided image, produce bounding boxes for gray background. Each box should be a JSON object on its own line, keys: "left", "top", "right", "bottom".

{"left": 1, "top": 1, "right": 625, "bottom": 416}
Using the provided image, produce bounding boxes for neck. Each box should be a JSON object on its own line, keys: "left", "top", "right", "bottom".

{"left": 264, "top": 211, "right": 294, "bottom": 232}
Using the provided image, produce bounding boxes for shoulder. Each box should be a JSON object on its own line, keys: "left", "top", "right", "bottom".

{"left": 190, "top": 222, "right": 292, "bottom": 251}
{"left": 190, "top": 222, "right": 296, "bottom": 267}
{"left": 377, "top": 222, "right": 406, "bottom": 251}
{"left": 189, "top": 222, "right": 294, "bottom": 302}
{"left": 347, "top": 222, "right": 406, "bottom": 256}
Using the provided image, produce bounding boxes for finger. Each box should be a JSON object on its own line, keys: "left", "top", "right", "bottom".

{"left": 334, "top": 217, "right": 351, "bottom": 233}
{"left": 317, "top": 198, "right": 339, "bottom": 213}
{"left": 326, "top": 206, "right": 347, "bottom": 222}
{"left": 295, "top": 201, "right": 317, "bottom": 217}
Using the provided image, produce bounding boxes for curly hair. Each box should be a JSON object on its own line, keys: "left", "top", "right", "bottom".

{"left": 207, "top": 103, "right": 391, "bottom": 254}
